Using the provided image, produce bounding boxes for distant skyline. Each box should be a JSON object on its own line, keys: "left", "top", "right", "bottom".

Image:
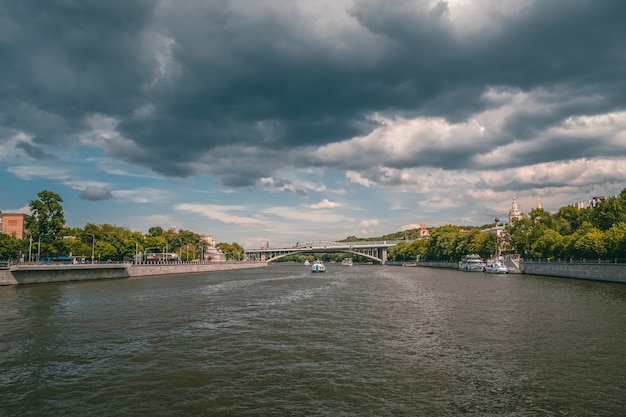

{"left": 2, "top": 1, "right": 626, "bottom": 248}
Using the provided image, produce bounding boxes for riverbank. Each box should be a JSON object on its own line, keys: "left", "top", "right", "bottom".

{"left": 522, "top": 260, "right": 626, "bottom": 284}
{"left": 415, "top": 259, "right": 626, "bottom": 284}
{"left": 0, "top": 262, "right": 268, "bottom": 286}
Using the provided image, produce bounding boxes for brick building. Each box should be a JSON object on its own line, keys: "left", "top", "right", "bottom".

{"left": 0, "top": 212, "right": 27, "bottom": 239}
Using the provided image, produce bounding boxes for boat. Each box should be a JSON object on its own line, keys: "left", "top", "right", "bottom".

{"left": 485, "top": 259, "right": 509, "bottom": 274}
{"left": 304, "top": 260, "right": 310, "bottom": 266}
{"left": 484, "top": 220, "right": 508, "bottom": 273}
{"left": 311, "top": 260, "right": 326, "bottom": 273}
{"left": 341, "top": 258, "right": 353, "bottom": 266}
{"left": 459, "top": 254, "right": 486, "bottom": 272}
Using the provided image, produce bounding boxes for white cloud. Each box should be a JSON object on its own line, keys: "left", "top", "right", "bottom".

{"left": 112, "top": 188, "right": 174, "bottom": 204}
{"left": 360, "top": 219, "right": 379, "bottom": 228}
{"left": 346, "top": 171, "right": 374, "bottom": 187}
{"left": 263, "top": 206, "right": 347, "bottom": 223}
{"left": 176, "top": 203, "right": 265, "bottom": 226}
{"left": 310, "top": 198, "right": 342, "bottom": 209}
{"left": 6, "top": 165, "right": 70, "bottom": 180}
{"left": 402, "top": 223, "right": 421, "bottom": 231}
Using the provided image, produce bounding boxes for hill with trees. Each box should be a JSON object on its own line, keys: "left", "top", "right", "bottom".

{"left": 387, "top": 189, "right": 626, "bottom": 262}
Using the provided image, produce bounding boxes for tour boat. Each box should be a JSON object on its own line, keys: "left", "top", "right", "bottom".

{"left": 311, "top": 260, "right": 326, "bottom": 273}
{"left": 459, "top": 255, "right": 486, "bottom": 272}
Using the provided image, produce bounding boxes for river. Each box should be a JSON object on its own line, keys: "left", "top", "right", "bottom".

{"left": 1, "top": 265, "right": 625, "bottom": 416}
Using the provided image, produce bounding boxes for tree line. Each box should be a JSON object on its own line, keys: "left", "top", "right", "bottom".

{"left": 388, "top": 188, "right": 626, "bottom": 262}
{"left": 0, "top": 190, "right": 244, "bottom": 262}
{"left": 3, "top": 188, "right": 626, "bottom": 263}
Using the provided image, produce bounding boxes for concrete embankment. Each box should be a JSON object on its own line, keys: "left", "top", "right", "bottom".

{"left": 415, "top": 259, "right": 626, "bottom": 284}
{"left": 0, "top": 262, "right": 268, "bottom": 286}
{"left": 417, "top": 261, "right": 458, "bottom": 269}
{"left": 522, "top": 261, "right": 626, "bottom": 284}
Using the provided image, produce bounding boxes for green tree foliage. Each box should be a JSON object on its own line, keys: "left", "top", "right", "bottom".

{"left": 27, "top": 190, "right": 65, "bottom": 242}
{"left": 388, "top": 239, "right": 427, "bottom": 261}
{"left": 148, "top": 226, "right": 164, "bottom": 237}
{"left": 425, "top": 225, "right": 462, "bottom": 261}
{"left": 216, "top": 242, "right": 244, "bottom": 260}
{"left": 554, "top": 205, "right": 583, "bottom": 235}
{"left": 569, "top": 223, "right": 606, "bottom": 259}
{"left": 605, "top": 222, "right": 626, "bottom": 258}
{"left": 530, "top": 229, "right": 564, "bottom": 259}
{"left": 0, "top": 233, "right": 22, "bottom": 260}
{"left": 590, "top": 197, "right": 626, "bottom": 231}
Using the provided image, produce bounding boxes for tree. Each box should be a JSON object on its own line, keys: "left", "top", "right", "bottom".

{"left": 425, "top": 225, "right": 462, "bottom": 261}
{"left": 530, "top": 229, "right": 564, "bottom": 259}
{"left": 567, "top": 222, "right": 605, "bottom": 259}
{"left": 0, "top": 233, "right": 22, "bottom": 260}
{"left": 573, "top": 229, "right": 606, "bottom": 259}
{"left": 28, "top": 190, "right": 65, "bottom": 243}
{"left": 217, "top": 242, "right": 244, "bottom": 260}
{"left": 148, "top": 226, "right": 164, "bottom": 237}
{"left": 554, "top": 205, "right": 581, "bottom": 235}
{"left": 388, "top": 240, "right": 427, "bottom": 261}
{"left": 604, "top": 222, "right": 626, "bottom": 258}
{"left": 590, "top": 197, "right": 626, "bottom": 231}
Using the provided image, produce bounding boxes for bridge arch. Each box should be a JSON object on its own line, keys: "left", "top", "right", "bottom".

{"left": 244, "top": 240, "right": 407, "bottom": 265}
{"left": 267, "top": 249, "right": 382, "bottom": 263}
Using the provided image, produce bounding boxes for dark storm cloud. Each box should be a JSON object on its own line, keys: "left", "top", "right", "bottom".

{"left": 16, "top": 140, "right": 56, "bottom": 160}
{"left": 2, "top": 0, "right": 626, "bottom": 185}
{"left": 0, "top": 1, "right": 158, "bottom": 146}
{"left": 79, "top": 186, "right": 112, "bottom": 201}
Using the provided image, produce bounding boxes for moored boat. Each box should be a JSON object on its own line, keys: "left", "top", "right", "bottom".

{"left": 485, "top": 259, "right": 509, "bottom": 274}
{"left": 341, "top": 258, "right": 353, "bottom": 266}
{"left": 459, "top": 254, "right": 486, "bottom": 272}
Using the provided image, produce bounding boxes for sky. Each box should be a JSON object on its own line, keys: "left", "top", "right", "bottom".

{"left": 1, "top": 0, "right": 626, "bottom": 249}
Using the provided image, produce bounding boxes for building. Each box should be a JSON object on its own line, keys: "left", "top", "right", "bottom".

{"left": 508, "top": 196, "right": 523, "bottom": 224}
{"left": 575, "top": 195, "right": 615, "bottom": 210}
{"left": 200, "top": 235, "right": 226, "bottom": 261}
{"left": 0, "top": 212, "right": 27, "bottom": 239}
{"left": 419, "top": 222, "right": 430, "bottom": 239}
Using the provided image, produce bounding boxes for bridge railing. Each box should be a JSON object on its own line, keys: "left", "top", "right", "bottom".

{"left": 245, "top": 240, "right": 408, "bottom": 252}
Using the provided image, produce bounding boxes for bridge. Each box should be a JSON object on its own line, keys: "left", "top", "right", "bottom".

{"left": 244, "top": 240, "right": 406, "bottom": 264}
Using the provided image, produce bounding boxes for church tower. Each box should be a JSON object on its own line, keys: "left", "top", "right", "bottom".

{"left": 508, "top": 196, "right": 523, "bottom": 224}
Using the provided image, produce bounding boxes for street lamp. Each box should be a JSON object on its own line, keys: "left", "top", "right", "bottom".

{"left": 494, "top": 218, "right": 500, "bottom": 257}
{"left": 86, "top": 233, "right": 95, "bottom": 264}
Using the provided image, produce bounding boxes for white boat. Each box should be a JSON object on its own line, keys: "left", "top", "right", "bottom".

{"left": 304, "top": 260, "right": 310, "bottom": 266}
{"left": 341, "top": 258, "right": 353, "bottom": 266}
{"left": 459, "top": 255, "right": 486, "bottom": 272}
{"left": 311, "top": 260, "right": 326, "bottom": 273}
{"left": 485, "top": 259, "right": 509, "bottom": 274}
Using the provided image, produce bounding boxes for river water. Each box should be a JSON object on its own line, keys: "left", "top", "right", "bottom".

{"left": 1, "top": 265, "right": 626, "bottom": 416}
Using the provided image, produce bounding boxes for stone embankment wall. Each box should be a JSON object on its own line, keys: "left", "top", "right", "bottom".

{"left": 414, "top": 259, "right": 626, "bottom": 284}
{"left": 0, "top": 262, "right": 267, "bottom": 286}
{"left": 417, "top": 261, "right": 458, "bottom": 269}
{"left": 522, "top": 261, "right": 626, "bottom": 284}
